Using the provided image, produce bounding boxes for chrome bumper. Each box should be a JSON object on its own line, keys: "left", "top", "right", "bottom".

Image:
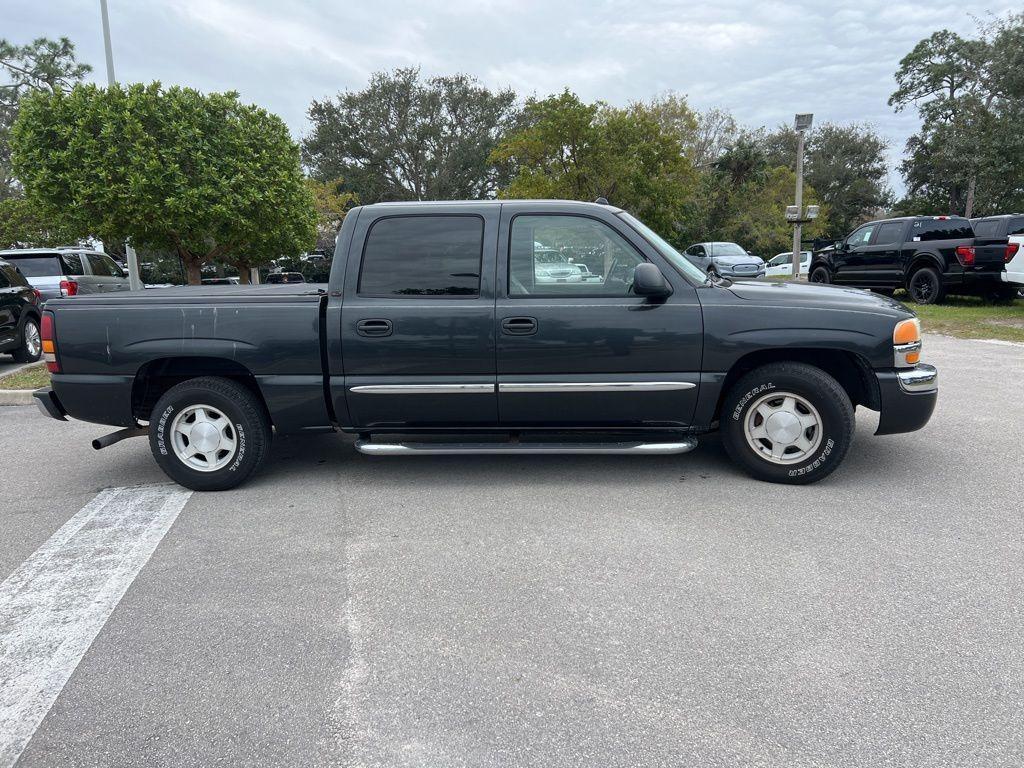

{"left": 897, "top": 364, "right": 938, "bottom": 393}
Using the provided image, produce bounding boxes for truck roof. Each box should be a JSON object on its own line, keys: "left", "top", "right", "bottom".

{"left": 362, "top": 199, "right": 624, "bottom": 213}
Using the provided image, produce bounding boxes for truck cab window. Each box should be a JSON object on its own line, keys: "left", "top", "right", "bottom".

{"left": 874, "top": 222, "right": 905, "bottom": 245}
{"left": 358, "top": 215, "right": 483, "bottom": 297}
{"left": 846, "top": 224, "right": 876, "bottom": 248}
{"left": 509, "top": 215, "right": 644, "bottom": 297}
{"left": 913, "top": 219, "right": 973, "bottom": 241}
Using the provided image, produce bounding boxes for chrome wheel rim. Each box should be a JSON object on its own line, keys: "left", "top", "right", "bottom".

{"left": 169, "top": 404, "right": 237, "bottom": 472}
{"left": 24, "top": 322, "right": 41, "bottom": 357}
{"left": 744, "top": 391, "right": 823, "bottom": 465}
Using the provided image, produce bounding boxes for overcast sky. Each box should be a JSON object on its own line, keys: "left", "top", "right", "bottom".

{"left": 6, "top": 0, "right": 1018, "bottom": 194}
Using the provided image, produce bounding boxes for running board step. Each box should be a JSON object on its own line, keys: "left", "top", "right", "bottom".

{"left": 354, "top": 438, "right": 698, "bottom": 456}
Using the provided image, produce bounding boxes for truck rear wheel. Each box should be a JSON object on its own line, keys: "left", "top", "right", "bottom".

{"left": 907, "top": 266, "right": 945, "bottom": 304}
{"left": 720, "top": 362, "right": 854, "bottom": 485}
{"left": 149, "top": 376, "right": 271, "bottom": 491}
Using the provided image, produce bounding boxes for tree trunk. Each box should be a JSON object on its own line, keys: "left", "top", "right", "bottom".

{"left": 182, "top": 253, "right": 202, "bottom": 285}
{"left": 964, "top": 177, "right": 976, "bottom": 219}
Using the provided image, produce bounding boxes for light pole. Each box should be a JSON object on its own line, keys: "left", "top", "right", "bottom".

{"left": 99, "top": 0, "right": 144, "bottom": 291}
{"left": 790, "top": 113, "right": 813, "bottom": 280}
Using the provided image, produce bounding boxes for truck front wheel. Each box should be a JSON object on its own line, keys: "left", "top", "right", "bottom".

{"left": 149, "top": 376, "right": 271, "bottom": 491}
{"left": 720, "top": 362, "right": 854, "bottom": 485}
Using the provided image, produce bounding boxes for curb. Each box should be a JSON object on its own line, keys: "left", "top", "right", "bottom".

{"left": 0, "top": 390, "right": 36, "bottom": 406}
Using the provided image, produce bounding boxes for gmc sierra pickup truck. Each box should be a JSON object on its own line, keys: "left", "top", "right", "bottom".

{"left": 808, "top": 215, "right": 1011, "bottom": 304}
{"left": 33, "top": 200, "right": 938, "bottom": 490}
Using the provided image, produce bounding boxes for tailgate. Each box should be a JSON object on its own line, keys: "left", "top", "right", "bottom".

{"left": 972, "top": 237, "right": 1010, "bottom": 268}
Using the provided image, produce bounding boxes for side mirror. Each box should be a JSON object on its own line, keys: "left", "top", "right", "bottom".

{"left": 122, "top": 268, "right": 130, "bottom": 277}
{"left": 632, "top": 263, "right": 671, "bottom": 298}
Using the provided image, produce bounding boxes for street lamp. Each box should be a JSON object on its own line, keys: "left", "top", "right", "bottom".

{"left": 789, "top": 113, "right": 813, "bottom": 280}
{"left": 99, "top": 0, "right": 143, "bottom": 292}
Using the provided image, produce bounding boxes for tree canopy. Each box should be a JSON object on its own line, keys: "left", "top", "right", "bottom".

{"left": 890, "top": 13, "right": 1024, "bottom": 216}
{"left": 12, "top": 82, "right": 316, "bottom": 283}
{"left": 303, "top": 67, "right": 519, "bottom": 203}
{"left": 491, "top": 90, "right": 698, "bottom": 242}
{"left": 1, "top": 36, "right": 91, "bottom": 201}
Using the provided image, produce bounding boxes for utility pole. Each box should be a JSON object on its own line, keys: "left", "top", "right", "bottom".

{"left": 99, "top": 0, "right": 144, "bottom": 291}
{"left": 789, "top": 113, "right": 813, "bottom": 280}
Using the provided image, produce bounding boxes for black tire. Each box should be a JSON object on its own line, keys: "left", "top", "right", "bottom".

{"left": 11, "top": 317, "right": 42, "bottom": 363}
{"left": 720, "top": 362, "right": 854, "bottom": 485}
{"left": 809, "top": 266, "right": 831, "bottom": 284}
{"left": 149, "top": 376, "right": 271, "bottom": 491}
{"left": 907, "top": 267, "right": 945, "bottom": 304}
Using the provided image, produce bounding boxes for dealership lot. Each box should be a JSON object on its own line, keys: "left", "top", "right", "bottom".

{"left": 1, "top": 333, "right": 1023, "bottom": 767}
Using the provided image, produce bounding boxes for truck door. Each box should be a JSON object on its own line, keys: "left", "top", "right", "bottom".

{"left": 833, "top": 222, "right": 877, "bottom": 285}
{"left": 339, "top": 206, "right": 498, "bottom": 429}
{"left": 495, "top": 205, "right": 703, "bottom": 428}
{"left": 855, "top": 220, "right": 907, "bottom": 286}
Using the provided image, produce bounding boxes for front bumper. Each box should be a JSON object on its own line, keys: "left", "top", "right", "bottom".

{"left": 874, "top": 364, "right": 938, "bottom": 435}
{"left": 34, "top": 387, "right": 67, "bottom": 421}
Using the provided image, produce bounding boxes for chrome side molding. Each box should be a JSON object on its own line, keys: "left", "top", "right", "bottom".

{"left": 350, "top": 381, "right": 697, "bottom": 394}
{"left": 355, "top": 438, "right": 699, "bottom": 456}
{"left": 498, "top": 381, "right": 696, "bottom": 393}
{"left": 349, "top": 384, "right": 494, "bottom": 394}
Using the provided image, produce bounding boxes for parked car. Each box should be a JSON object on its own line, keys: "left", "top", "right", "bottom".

{"left": 809, "top": 216, "right": 1011, "bottom": 303}
{"left": 970, "top": 213, "right": 1024, "bottom": 298}
{"left": 0, "top": 258, "right": 42, "bottom": 363}
{"left": 682, "top": 242, "right": 766, "bottom": 279}
{"left": 533, "top": 247, "right": 583, "bottom": 283}
{"left": 34, "top": 200, "right": 937, "bottom": 491}
{"left": 765, "top": 251, "right": 812, "bottom": 278}
{"left": 266, "top": 272, "right": 306, "bottom": 284}
{"left": 0, "top": 248, "right": 131, "bottom": 303}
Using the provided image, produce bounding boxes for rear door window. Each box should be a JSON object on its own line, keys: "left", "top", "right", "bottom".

{"left": 4, "top": 255, "right": 62, "bottom": 277}
{"left": 912, "top": 219, "right": 973, "bottom": 241}
{"left": 358, "top": 215, "right": 483, "bottom": 297}
{"left": 874, "top": 221, "right": 906, "bottom": 245}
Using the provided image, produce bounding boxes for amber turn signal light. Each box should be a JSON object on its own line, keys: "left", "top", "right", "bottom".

{"left": 893, "top": 318, "right": 921, "bottom": 345}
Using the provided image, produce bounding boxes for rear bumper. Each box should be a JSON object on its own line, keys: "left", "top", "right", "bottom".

{"left": 34, "top": 387, "right": 67, "bottom": 421}
{"left": 874, "top": 364, "right": 938, "bottom": 435}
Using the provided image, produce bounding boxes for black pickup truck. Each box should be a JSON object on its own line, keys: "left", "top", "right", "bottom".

{"left": 34, "top": 200, "right": 938, "bottom": 490}
{"left": 808, "top": 215, "right": 1011, "bottom": 303}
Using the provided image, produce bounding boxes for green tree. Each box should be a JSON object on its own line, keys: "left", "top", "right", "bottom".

{"left": 1, "top": 36, "right": 91, "bottom": 200}
{"left": 764, "top": 122, "right": 892, "bottom": 235}
{"left": 304, "top": 67, "right": 519, "bottom": 203}
{"left": 12, "top": 83, "right": 316, "bottom": 284}
{"left": 0, "top": 196, "right": 81, "bottom": 248}
{"left": 890, "top": 15, "right": 1024, "bottom": 217}
{"left": 491, "top": 90, "right": 697, "bottom": 242}
{"left": 305, "top": 177, "right": 357, "bottom": 252}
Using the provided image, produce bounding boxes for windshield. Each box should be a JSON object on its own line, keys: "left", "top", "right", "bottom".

{"left": 616, "top": 212, "right": 708, "bottom": 284}
{"left": 710, "top": 242, "right": 748, "bottom": 257}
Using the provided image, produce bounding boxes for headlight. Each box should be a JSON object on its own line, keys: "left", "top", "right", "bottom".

{"left": 893, "top": 318, "right": 921, "bottom": 367}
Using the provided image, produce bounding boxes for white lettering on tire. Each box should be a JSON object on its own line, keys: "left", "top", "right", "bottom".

{"left": 788, "top": 438, "right": 835, "bottom": 477}
{"left": 732, "top": 382, "right": 776, "bottom": 421}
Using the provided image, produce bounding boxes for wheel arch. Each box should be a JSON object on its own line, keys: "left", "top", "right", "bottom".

{"left": 131, "top": 356, "right": 268, "bottom": 423}
{"left": 905, "top": 251, "right": 944, "bottom": 286}
{"left": 711, "top": 347, "right": 879, "bottom": 424}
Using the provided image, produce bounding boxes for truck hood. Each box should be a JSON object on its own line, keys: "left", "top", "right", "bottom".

{"left": 724, "top": 279, "right": 914, "bottom": 317}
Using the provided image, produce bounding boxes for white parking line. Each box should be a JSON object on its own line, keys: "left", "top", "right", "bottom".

{"left": 0, "top": 484, "right": 192, "bottom": 768}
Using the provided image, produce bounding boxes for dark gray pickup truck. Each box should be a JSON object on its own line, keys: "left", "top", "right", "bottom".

{"left": 34, "top": 200, "right": 938, "bottom": 490}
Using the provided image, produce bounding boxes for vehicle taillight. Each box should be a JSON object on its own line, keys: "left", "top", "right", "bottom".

{"left": 955, "top": 245, "right": 975, "bottom": 266}
{"left": 1006, "top": 243, "right": 1020, "bottom": 263}
{"left": 41, "top": 312, "right": 59, "bottom": 373}
{"left": 59, "top": 279, "right": 79, "bottom": 296}
{"left": 31, "top": 288, "right": 42, "bottom": 303}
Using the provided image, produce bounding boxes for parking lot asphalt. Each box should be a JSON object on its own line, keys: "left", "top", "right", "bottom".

{"left": 1, "top": 333, "right": 1023, "bottom": 767}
